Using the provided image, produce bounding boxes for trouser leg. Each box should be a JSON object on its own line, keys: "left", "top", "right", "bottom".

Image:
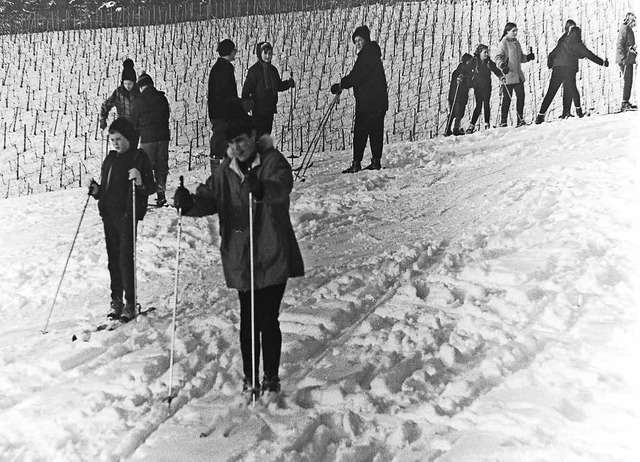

{"left": 514, "top": 82, "right": 525, "bottom": 123}
{"left": 103, "top": 217, "right": 123, "bottom": 302}
{"left": 210, "top": 119, "right": 229, "bottom": 175}
{"left": 352, "top": 113, "right": 368, "bottom": 166}
{"left": 540, "top": 68, "right": 564, "bottom": 114}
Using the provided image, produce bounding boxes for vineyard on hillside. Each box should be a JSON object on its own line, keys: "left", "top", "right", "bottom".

{"left": 0, "top": 0, "right": 632, "bottom": 197}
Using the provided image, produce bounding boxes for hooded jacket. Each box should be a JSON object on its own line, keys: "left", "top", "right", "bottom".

{"left": 551, "top": 27, "right": 604, "bottom": 72}
{"left": 208, "top": 57, "right": 240, "bottom": 120}
{"left": 242, "top": 58, "right": 292, "bottom": 116}
{"left": 185, "top": 136, "right": 304, "bottom": 291}
{"left": 99, "top": 84, "right": 140, "bottom": 129}
{"left": 340, "top": 41, "right": 389, "bottom": 115}
{"left": 130, "top": 86, "right": 171, "bottom": 143}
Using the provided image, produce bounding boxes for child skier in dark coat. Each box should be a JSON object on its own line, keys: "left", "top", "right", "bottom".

{"left": 99, "top": 59, "right": 140, "bottom": 130}
{"left": 88, "top": 118, "right": 156, "bottom": 322}
{"left": 468, "top": 45, "right": 503, "bottom": 132}
{"left": 446, "top": 53, "right": 474, "bottom": 136}
{"left": 242, "top": 41, "right": 295, "bottom": 138}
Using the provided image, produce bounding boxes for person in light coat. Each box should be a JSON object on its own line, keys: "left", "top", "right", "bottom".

{"left": 616, "top": 12, "right": 637, "bottom": 111}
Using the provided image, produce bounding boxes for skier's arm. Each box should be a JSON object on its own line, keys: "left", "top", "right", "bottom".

{"left": 488, "top": 58, "right": 501, "bottom": 78}
{"left": 99, "top": 90, "right": 118, "bottom": 129}
{"left": 617, "top": 27, "right": 628, "bottom": 63}
{"left": 569, "top": 40, "right": 604, "bottom": 65}
{"left": 242, "top": 67, "right": 257, "bottom": 101}
{"left": 256, "top": 153, "right": 293, "bottom": 204}
{"left": 134, "top": 150, "right": 157, "bottom": 197}
{"left": 340, "top": 52, "right": 376, "bottom": 89}
{"left": 275, "top": 67, "right": 290, "bottom": 92}
{"left": 186, "top": 175, "right": 218, "bottom": 217}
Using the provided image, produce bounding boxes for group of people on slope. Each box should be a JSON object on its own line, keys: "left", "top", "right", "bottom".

{"left": 446, "top": 14, "right": 636, "bottom": 135}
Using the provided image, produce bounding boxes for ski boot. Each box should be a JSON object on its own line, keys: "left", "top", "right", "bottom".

{"left": 242, "top": 377, "right": 261, "bottom": 404}
{"left": 341, "top": 161, "right": 361, "bottom": 174}
{"left": 576, "top": 106, "right": 585, "bottom": 118}
{"left": 155, "top": 192, "right": 167, "bottom": 207}
{"left": 535, "top": 113, "right": 546, "bottom": 125}
{"left": 363, "top": 160, "right": 381, "bottom": 170}
{"left": 120, "top": 302, "right": 138, "bottom": 323}
{"left": 107, "top": 298, "right": 123, "bottom": 320}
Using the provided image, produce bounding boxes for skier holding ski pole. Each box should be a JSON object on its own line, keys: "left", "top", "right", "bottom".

{"left": 88, "top": 118, "right": 155, "bottom": 322}
{"left": 172, "top": 104, "right": 304, "bottom": 403}
{"left": 445, "top": 53, "right": 473, "bottom": 136}
{"left": 331, "top": 25, "right": 388, "bottom": 173}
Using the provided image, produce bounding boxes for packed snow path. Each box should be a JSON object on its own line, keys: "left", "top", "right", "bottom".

{"left": 0, "top": 113, "right": 637, "bottom": 461}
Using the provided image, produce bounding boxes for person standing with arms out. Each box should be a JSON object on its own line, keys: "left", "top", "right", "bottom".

{"left": 88, "top": 118, "right": 156, "bottom": 322}
{"left": 445, "top": 52, "right": 474, "bottom": 136}
{"left": 617, "top": 12, "right": 637, "bottom": 111}
{"left": 208, "top": 39, "right": 245, "bottom": 175}
{"left": 99, "top": 59, "right": 140, "bottom": 130}
{"left": 172, "top": 105, "right": 304, "bottom": 401}
{"left": 467, "top": 44, "right": 504, "bottom": 133}
{"left": 536, "top": 22, "right": 609, "bottom": 123}
{"left": 242, "top": 41, "right": 295, "bottom": 138}
{"left": 331, "top": 25, "right": 388, "bottom": 173}
{"left": 494, "top": 22, "right": 535, "bottom": 127}
{"left": 130, "top": 72, "right": 171, "bottom": 207}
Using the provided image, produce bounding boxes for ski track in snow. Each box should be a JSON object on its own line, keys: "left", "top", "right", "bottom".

{"left": 0, "top": 113, "right": 638, "bottom": 461}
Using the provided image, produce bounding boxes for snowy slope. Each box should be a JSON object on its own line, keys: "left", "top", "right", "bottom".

{"left": 0, "top": 111, "right": 637, "bottom": 461}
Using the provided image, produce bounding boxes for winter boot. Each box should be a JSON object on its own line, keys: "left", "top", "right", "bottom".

{"left": 559, "top": 111, "right": 573, "bottom": 119}
{"left": 465, "top": 125, "right": 476, "bottom": 134}
{"left": 107, "top": 298, "right": 124, "bottom": 320}
{"left": 341, "top": 161, "right": 361, "bottom": 174}
{"left": 452, "top": 118, "right": 464, "bottom": 135}
{"left": 261, "top": 376, "right": 281, "bottom": 395}
{"left": 120, "top": 302, "right": 138, "bottom": 323}
{"left": 364, "top": 160, "right": 381, "bottom": 170}
{"left": 621, "top": 101, "right": 637, "bottom": 111}
{"left": 483, "top": 122, "right": 491, "bottom": 130}
{"left": 535, "top": 113, "right": 546, "bottom": 125}
{"left": 242, "top": 377, "right": 261, "bottom": 403}
{"left": 516, "top": 114, "right": 526, "bottom": 127}
{"left": 576, "top": 106, "right": 585, "bottom": 118}
{"left": 155, "top": 191, "right": 167, "bottom": 207}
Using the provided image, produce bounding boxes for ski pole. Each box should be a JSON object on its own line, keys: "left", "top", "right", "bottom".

{"left": 249, "top": 178, "right": 257, "bottom": 404}
{"left": 132, "top": 178, "right": 138, "bottom": 314}
{"left": 41, "top": 194, "right": 91, "bottom": 334}
{"left": 445, "top": 80, "right": 460, "bottom": 135}
{"left": 166, "top": 175, "right": 184, "bottom": 411}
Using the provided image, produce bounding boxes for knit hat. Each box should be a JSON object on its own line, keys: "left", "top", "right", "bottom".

{"left": 351, "top": 25, "right": 371, "bottom": 43}
{"left": 137, "top": 72, "right": 153, "bottom": 88}
{"left": 224, "top": 101, "right": 255, "bottom": 141}
{"left": 108, "top": 118, "right": 139, "bottom": 147}
{"left": 217, "top": 39, "right": 236, "bottom": 56}
{"left": 461, "top": 53, "right": 473, "bottom": 64}
{"left": 121, "top": 58, "right": 136, "bottom": 82}
{"left": 256, "top": 41, "right": 273, "bottom": 61}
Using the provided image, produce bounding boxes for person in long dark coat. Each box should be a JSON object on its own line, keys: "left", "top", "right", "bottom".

{"left": 535, "top": 24, "right": 608, "bottom": 123}
{"left": 242, "top": 41, "right": 295, "bottom": 138}
{"left": 331, "top": 25, "right": 388, "bottom": 173}
{"left": 446, "top": 53, "right": 474, "bottom": 136}
{"left": 172, "top": 107, "right": 304, "bottom": 401}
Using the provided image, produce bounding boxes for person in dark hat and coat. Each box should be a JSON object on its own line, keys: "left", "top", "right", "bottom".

{"left": 242, "top": 41, "right": 295, "bottom": 138}
{"left": 208, "top": 38, "right": 244, "bottom": 175}
{"left": 99, "top": 59, "right": 140, "bottom": 130}
{"left": 467, "top": 44, "right": 504, "bottom": 133}
{"left": 172, "top": 103, "right": 304, "bottom": 401}
{"left": 331, "top": 25, "right": 388, "bottom": 173}
{"left": 88, "top": 118, "right": 156, "bottom": 322}
{"left": 446, "top": 52, "right": 474, "bottom": 136}
{"left": 130, "top": 72, "right": 171, "bottom": 206}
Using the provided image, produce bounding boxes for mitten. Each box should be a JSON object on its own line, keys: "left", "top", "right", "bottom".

{"left": 173, "top": 186, "right": 193, "bottom": 213}
{"left": 603, "top": 58, "right": 609, "bottom": 67}
{"left": 288, "top": 78, "right": 296, "bottom": 89}
{"left": 88, "top": 179, "right": 99, "bottom": 198}
{"left": 330, "top": 83, "right": 341, "bottom": 95}
{"left": 246, "top": 170, "right": 264, "bottom": 201}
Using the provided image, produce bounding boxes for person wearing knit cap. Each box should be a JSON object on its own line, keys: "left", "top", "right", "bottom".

{"left": 99, "top": 58, "right": 140, "bottom": 130}
{"left": 445, "top": 52, "right": 474, "bottom": 136}
{"left": 331, "top": 25, "right": 388, "bottom": 173}
{"left": 130, "top": 72, "right": 171, "bottom": 206}
{"left": 208, "top": 38, "right": 243, "bottom": 175}
{"left": 242, "top": 41, "right": 295, "bottom": 138}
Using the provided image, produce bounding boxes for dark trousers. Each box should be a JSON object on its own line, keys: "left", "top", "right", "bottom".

{"left": 446, "top": 92, "right": 469, "bottom": 134}
{"left": 139, "top": 140, "right": 169, "bottom": 197}
{"left": 539, "top": 66, "right": 579, "bottom": 115}
{"left": 103, "top": 213, "right": 137, "bottom": 305}
{"left": 500, "top": 82, "right": 525, "bottom": 124}
{"left": 238, "top": 283, "right": 286, "bottom": 382}
{"left": 209, "top": 119, "right": 228, "bottom": 174}
{"left": 471, "top": 87, "right": 492, "bottom": 125}
{"left": 353, "top": 111, "right": 385, "bottom": 165}
{"left": 620, "top": 63, "right": 634, "bottom": 102}
{"left": 252, "top": 113, "right": 274, "bottom": 138}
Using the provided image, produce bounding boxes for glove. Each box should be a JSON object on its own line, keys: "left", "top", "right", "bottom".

{"left": 500, "top": 64, "right": 509, "bottom": 75}
{"left": 99, "top": 120, "right": 107, "bottom": 130}
{"left": 246, "top": 170, "right": 264, "bottom": 201}
{"left": 241, "top": 99, "right": 254, "bottom": 112}
{"left": 330, "top": 83, "right": 341, "bottom": 95}
{"left": 603, "top": 58, "right": 609, "bottom": 67}
{"left": 288, "top": 78, "right": 295, "bottom": 89}
{"left": 456, "top": 75, "right": 464, "bottom": 83}
{"left": 527, "top": 52, "right": 535, "bottom": 61}
{"left": 88, "top": 179, "right": 99, "bottom": 198}
{"left": 499, "top": 76, "right": 506, "bottom": 83}
{"left": 173, "top": 186, "right": 193, "bottom": 213}
{"left": 128, "top": 168, "right": 142, "bottom": 186}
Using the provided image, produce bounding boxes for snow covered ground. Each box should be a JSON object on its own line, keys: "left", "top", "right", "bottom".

{"left": 0, "top": 110, "right": 637, "bottom": 461}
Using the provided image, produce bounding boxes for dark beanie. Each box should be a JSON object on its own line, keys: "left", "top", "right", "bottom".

{"left": 255, "top": 41, "right": 273, "bottom": 61}
{"left": 224, "top": 101, "right": 255, "bottom": 141}
{"left": 137, "top": 72, "right": 153, "bottom": 88}
{"left": 108, "top": 118, "right": 139, "bottom": 147}
{"left": 352, "top": 25, "right": 371, "bottom": 43}
{"left": 461, "top": 53, "right": 473, "bottom": 64}
{"left": 121, "top": 58, "right": 136, "bottom": 82}
{"left": 217, "top": 39, "right": 236, "bottom": 56}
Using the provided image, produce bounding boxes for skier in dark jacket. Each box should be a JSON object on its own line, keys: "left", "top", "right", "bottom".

{"left": 173, "top": 106, "right": 304, "bottom": 401}
{"left": 446, "top": 53, "right": 474, "bottom": 136}
{"left": 467, "top": 45, "right": 503, "bottom": 133}
{"left": 208, "top": 39, "right": 243, "bottom": 174}
{"left": 331, "top": 25, "right": 388, "bottom": 173}
{"left": 242, "top": 41, "right": 295, "bottom": 138}
{"left": 99, "top": 59, "right": 140, "bottom": 130}
{"left": 535, "top": 24, "right": 608, "bottom": 123}
{"left": 130, "top": 73, "right": 171, "bottom": 206}
{"left": 617, "top": 12, "right": 637, "bottom": 111}
{"left": 88, "top": 118, "right": 156, "bottom": 322}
